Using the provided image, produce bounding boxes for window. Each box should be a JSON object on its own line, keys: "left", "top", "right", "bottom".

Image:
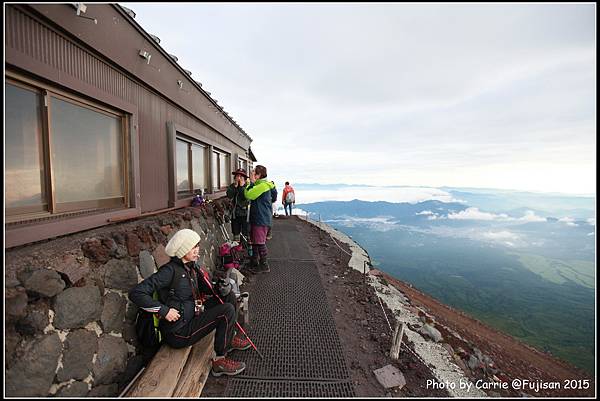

{"left": 211, "top": 151, "right": 219, "bottom": 191}
{"left": 50, "top": 98, "right": 124, "bottom": 211}
{"left": 176, "top": 136, "right": 207, "bottom": 196}
{"left": 176, "top": 139, "right": 190, "bottom": 192}
{"left": 237, "top": 157, "right": 247, "bottom": 172}
{"left": 5, "top": 80, "right": 128, "bottom": 219}
{"left": 210, "top": 150, "right": 230, "bottom": 190}
{"left": 191, "top": 144, "right": 206, "bottom": 191}
{"left": 219, "top": 153, "right": 229, "bottom": 188}
{"left": 5, "top": 83, "right": 46, "bottom": 214}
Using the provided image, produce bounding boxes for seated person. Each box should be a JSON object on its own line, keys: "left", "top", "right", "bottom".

{"left": 129, "top": 229, "right": 251, "bottom": 376}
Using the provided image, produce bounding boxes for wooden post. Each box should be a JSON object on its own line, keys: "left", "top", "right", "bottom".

{"left": 319, "top": 214, "right": 322, "bottom": 240}
{"left": 390, "top": 322, "right": 405, "bottom": 360}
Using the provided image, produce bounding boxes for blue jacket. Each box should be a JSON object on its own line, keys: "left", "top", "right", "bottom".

{"left": 244, "top": 179, "right": 277, "bottom": 227}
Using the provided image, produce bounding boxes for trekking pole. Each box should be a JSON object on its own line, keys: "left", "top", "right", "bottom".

{"left": 215, "top": 211, "right": 230, "bottom": 241}
{"left": 246, "top": 204, "right": 253, "bottom": 259}
{"left": 201, "top": 274, "right": 265, "bottom": 360}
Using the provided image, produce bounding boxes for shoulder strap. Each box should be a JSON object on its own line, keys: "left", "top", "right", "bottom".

{"left": 168, "top": 263, "right": 185, "bottom": 300}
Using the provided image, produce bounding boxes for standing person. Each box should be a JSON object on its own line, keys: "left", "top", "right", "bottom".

{"left": 267, "top": 180, "right": 277, "bottom": 241}
{"left": 282, "top": 181, "right": 296, "bottom": 217}
{"left": 244, "top": 165, "right": 277, "bottom": 273}
{"left": 226, "top": 168, "right": 250, "bottom": 243}
{"left": 129, "top": 229, "right": 251, "bottom": 377}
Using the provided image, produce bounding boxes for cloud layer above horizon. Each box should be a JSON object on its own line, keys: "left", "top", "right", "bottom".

{"left": 125, "top": 3, "right": 596, "bottom": 194}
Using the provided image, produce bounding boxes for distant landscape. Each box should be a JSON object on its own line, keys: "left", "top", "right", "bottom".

{"left": 294, "top": 185, "right": 596, "bottom": 374}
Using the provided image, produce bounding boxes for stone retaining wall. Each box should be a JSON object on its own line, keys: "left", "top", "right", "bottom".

{"left": 5, "top": 200, "right": 231, "bottom": 397}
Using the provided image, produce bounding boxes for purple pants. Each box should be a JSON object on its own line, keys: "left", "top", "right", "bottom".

{"left": 251, "top": 225, "right": 269, "bottom": 259}
{"left": 250, "top": 225, "right": 269, "bottom": 245}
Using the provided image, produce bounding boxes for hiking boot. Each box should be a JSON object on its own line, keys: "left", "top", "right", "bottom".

{"left": 257, "top": 258, "right": 270, "bottom": 273}
{"left": 228, "top": 333, "right": 252, "bottom": 352}
{"left": 243, "top": 256, "right": 259, "bottom": 274}
{"left": 211, "top": 357, "right": 246, "bottom": 377}
{"left": 249, "top": 256, "right": 259, "bottom": 268}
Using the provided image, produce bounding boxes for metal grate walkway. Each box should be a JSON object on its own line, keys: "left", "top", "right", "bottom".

{"left": 224, "top": 218, "right": 356, "bottom": 397}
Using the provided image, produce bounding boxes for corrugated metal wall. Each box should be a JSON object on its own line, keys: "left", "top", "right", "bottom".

{"left": 5, "top": 5, "right": 247, "bottom": 213}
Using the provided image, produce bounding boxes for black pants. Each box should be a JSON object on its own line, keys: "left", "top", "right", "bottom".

{"left": 165, "top": 293, "right": 238, "bottom": 357}
{"left": 231, "top": 216, "right": 249, "bottom": 238}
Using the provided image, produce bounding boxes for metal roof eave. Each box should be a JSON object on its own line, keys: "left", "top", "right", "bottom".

{"left": 113, "top": 3, "right": 253, "bottom": 144}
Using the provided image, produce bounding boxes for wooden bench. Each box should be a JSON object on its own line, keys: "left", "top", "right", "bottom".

{"left": 122, "top": 332, "right": 215, "bottom": 397}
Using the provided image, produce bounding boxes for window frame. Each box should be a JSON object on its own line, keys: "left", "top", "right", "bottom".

{"left": 237, "top": 155, "right": 248, "bottom": 175}
{"left": 5, "top": 76, "right": 132, "bottom": 223}
{"left": 4, "top": 79, "right": 49, "bottom": 217}
{"left": 212, "top": 149, "right": 230, "bottom": 191}
{"left": 167, "top": 122, "right": 232, "bottom": 206}
{"left": 175, "top": 136, "right": 208, "bottom": 198}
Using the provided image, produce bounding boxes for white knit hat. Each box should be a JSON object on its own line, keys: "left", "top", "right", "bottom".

{"left": 165, "top": 229, "right": 201, "bottom": 259}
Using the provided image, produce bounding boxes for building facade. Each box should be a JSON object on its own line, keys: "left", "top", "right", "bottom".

{"left": 5, "top": 3, "right": 255, "bottom": 248}
{"left": 5, "top": 4, "right": 256, "bottom": 396}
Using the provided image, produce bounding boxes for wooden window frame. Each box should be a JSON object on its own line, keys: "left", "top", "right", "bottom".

{"left": 167, "top": 122, "right": 231, "bottom": 207}
{"left": 215, "top": 150, "right": 230, "bottom": 190}
{"left": 48, "top": 92, "right": 129, "bottom": 213}
{"left": 4, "top": 67, "right": 142, "bottom": 249}
{"left": 5, "top": 75, "right": 135, "bottom": 225}
{"left": 5, "top": 80, "right": 49, "bottom": 217}
{"left": 174, "top": 137, "right": 208, "bottom": 199}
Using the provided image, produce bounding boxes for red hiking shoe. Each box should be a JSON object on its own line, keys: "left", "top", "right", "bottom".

{"left": 211, "top": 357, "right": 246, "bottom": 377}
{"left": 229, "top": 333, "right": 252, "bottom": 352}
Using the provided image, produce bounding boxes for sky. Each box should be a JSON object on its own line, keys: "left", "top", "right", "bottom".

{"left": 123, "top": 3, "right": 596, "bottom": 195}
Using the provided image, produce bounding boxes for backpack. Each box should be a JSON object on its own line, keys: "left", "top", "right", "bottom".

{"left": 218, "top": 241, "right": 244, "bottom": 271}
{"left": 134, "top": 294, "right": 162, "bottom": 349}
{"left": 191, "top": 194, "right": 204, "bottom": 207}
{"left": 285, "top": 190, "right": 295, "bottom": 204}
{"left": 134, "top": 265, "right": 183, "bottom": 349}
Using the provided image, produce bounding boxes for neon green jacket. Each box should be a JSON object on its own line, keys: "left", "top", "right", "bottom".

{"left": 244, "top": 179, "right": 277, "bottom": 226}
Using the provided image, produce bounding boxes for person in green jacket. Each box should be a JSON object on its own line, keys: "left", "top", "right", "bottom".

{"left": 244, "top": 165, "right": 277, "bottom": 273}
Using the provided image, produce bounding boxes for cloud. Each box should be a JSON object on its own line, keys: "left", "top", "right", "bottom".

{"left": 447, "top": 207, "right": 510, "bottom": 221}
{"left": 517, "top": 210, "right": 547, "bottom": 222}
{"left": 416, "top": 210, "right": 442, "bottom": 220}
{"left": 586, "top": 218, "right": 595, "bottom": 226}
{"left": 481, "top": 231, "right": 522, "bottom": 248}
{"left": 482, "top": 231, "right": 521, "bottom": 241}
{"left": 410, "top": 225, "right": 527, "bottom": 248}
{"left": 558, "top": 216, "right": 578, "bottom": 226}
{"left": 125, "top": 3, "right": 595, "bottom": 194}
{"left": 446, "top": 207, "right": 546, "bottom": 222}
{"left": 294, "top": 186, "right": 459, "bottom": 204}
{"left": 324, "top": 215, "right": 398, "bottom": 232}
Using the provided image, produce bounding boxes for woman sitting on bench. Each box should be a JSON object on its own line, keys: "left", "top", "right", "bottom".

{"left": 129, "top": 229, "right": 251, "bottom": 376}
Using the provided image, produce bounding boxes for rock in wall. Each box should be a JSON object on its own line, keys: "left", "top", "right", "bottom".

{"left": 4, "top": 202, "right": 230, "bottom": 397}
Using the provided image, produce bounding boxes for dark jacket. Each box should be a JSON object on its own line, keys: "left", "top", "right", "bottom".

{"left": 226, "top": 183, "right": 249, "bottom": 219}
{"left": 128, "top": 257, "right": 213, "bottom": 334}
{"left": 244, "top": 179, "right": 277, "bottom": 227}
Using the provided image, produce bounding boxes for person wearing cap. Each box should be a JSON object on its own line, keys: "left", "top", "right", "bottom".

{"left": 128, "top": 229, "right": 251, "bottom": 377}
{"left": 244, "top": 165, "right": 277, "bottom": 273}
{"left": 226, "top": 168, "right": 250, "bottom": 243}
